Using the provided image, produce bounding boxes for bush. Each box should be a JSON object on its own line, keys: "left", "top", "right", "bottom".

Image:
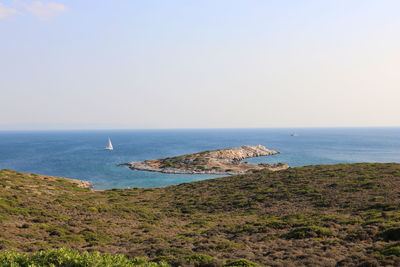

{"left": 266, "top": 218, "right": 287, "bottom": 229}
{"left": 0, "top": 248, "right": 169, "bottom": 267}
{"left": 283, "top": 226, "right": 333, "bottom": 239}
{"left": 379, "top": 227, "right": 400, "bottom": 241}
{"left": 185, "top": 253, "right": 219, "bottom": 267}
{"left": 379, "top": 243, "right": 400, "bottom": 257}
{"left": 223, "top": 259, "right": 261, "bottom": 267}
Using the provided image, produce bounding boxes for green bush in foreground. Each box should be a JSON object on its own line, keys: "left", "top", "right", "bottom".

{"left": 0, "top": 249, "right": 263, "bottom": 267}
{"left": 0, "top": 248, "right": 169, "bottom": 267}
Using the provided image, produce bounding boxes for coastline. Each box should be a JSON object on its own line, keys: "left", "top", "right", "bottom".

{"left": 66, "top": 177, "right": 93, "bottom": 189}
{"left": 121, "top": 145, "right": 289, "bottom": 175}
{"left": 2, "top": 128, "right": 400, "bottom": 190}
{"left": 120, "top": 161, "right": 289, "bottom": 175}
{"left": 14, "top": 171, "right": 93, "bottom": 189}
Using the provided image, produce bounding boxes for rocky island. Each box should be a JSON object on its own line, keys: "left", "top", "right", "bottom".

{"left": 121, "top": 145, "right": 289, "bottom": 174}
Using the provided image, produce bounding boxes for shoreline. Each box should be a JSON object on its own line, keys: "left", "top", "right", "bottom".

{"left": 120, "top": 162, "right": 289, "bottom": 175}
{"left": 121, "top": 145, "right": 289, "bottom": 175}
{"left": 67, "top": 177, "right": 93, "bottom": 189}
{"left": 0, "top": 169, "right": 93, "bottom": 189}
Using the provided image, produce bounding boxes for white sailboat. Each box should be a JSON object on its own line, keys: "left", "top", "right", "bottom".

{"left": 104, "top": 137, "right": 113, "bottom": 150}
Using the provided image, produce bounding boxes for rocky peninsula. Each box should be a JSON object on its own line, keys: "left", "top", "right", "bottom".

{"left": 121, "top": 145, "right": 289, "bottom": 175}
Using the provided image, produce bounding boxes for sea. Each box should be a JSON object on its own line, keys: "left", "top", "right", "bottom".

{"left": 0, "top": 128, "right": 399, "bottom": 190}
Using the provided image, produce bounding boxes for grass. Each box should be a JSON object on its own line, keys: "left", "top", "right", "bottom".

{"left": 0, "top": 163, "right": 400, "bottom": 266}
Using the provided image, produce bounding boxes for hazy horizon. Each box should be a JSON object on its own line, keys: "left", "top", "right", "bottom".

{"left": 1, "top": 0, "right": 399, "bottom": 130}
{"left": 0, "top": 124, "right": 399, "bottom": 132}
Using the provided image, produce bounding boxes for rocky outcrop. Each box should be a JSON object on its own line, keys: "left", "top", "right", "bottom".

{"left": 209, "top": 144, "right": 278, "bottom": 160}
{"left": 121, "top": 145, "right": 288, "bottom": 175}
{"left": 67, "top": 178, "right": 92, "bottom": 189}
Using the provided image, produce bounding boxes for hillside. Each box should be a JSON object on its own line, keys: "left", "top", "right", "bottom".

{"left": 122, "top": 145, "right": 287, "bottom": 175}
{"left": 1, "top": 163, "right": 400, "bottom": 266}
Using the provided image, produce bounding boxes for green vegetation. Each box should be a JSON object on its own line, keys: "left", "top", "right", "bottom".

{"left": 159, "top": 156, "right": 209, "bottom": 171}
{"left": 224, "top": 259, "right": 262, "bottom": 267}
{"left": 1, "top": 163, "right": 400, "bottom": 266}
{"left": 379, "top": 243, "right": 400, "bottom": 257}
{"left": 184, "top": 254, "right": 219, "bottom": 266}
{"left": 0, "top": 248, "right": 167, "bottom": 267}
{"left": 0, "top": 248, "right": 266, "bottom": 267}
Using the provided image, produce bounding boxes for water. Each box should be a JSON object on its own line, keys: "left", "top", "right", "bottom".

{"left": 0, "top": 128, "right": 399, "bottom": 190}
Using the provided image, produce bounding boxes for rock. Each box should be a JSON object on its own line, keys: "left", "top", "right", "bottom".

{"left": 120, "top": 145, "right": 288, "bottom": 175}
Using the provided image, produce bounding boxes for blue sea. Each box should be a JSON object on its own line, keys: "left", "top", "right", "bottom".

{"left": 0, "top": 128, "right": 399, "bottom": 190}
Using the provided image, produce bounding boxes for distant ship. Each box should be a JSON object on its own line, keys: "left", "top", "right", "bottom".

{"left": 104, "top": 137, "right": 113, "bottom": 150}
{"left": 291, "top": 132, "right": 299, "bottom": 136}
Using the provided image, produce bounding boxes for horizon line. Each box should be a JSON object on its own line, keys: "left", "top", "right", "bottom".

{"left": 0, "top": 125, "right": 399, "bottom": 132}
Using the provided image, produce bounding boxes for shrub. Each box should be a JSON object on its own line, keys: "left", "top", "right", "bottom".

{"left": 379, "top": 243, "right": 400, "bottom": 257}
{"left": 379, "top": 227, "right": 400, "bottom": 241}
{"left": 0, "top": 250, "right": 30, "bottom": 266}
{"left": 266, "top": 218, "right": 287, "bottom": 229}
{"left": 87, "top": 206, "right": 99, "bottom": 212}
{"left": 223, "top": 259, "right": 262, "bottom": 267}
{"left": 215, "top": 241, "right": 244, "bottom": 252}
{"left": 79, "top": 229, "right": 111, "bottom": 245}
{"left": 283, "top": 226, "right": 333, "bottom": 239}
{"left": 365, "top": 203, "right": 396, "bottom": 211}
{"left": 0, "top": 248, "right": 169, "bottom": 267}
{"left": 185, "top": 253, "right": 219, "bottom": 267}
{"left": 154, "top": 255, "right": 183, "bottom": 266}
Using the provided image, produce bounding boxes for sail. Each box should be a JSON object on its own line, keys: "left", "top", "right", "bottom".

{"left": 108, "top": 138, "right": 113, "bottom": 149}
{"left": 105, "top": 137, "right": 113, "bottom": 150}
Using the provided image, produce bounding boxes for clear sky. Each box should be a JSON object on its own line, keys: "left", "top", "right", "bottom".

{"left": 1, "top": 0, "right": 399, "bottom": 130}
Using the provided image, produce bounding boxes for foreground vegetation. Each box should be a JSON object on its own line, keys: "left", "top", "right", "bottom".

{"left": 1, "top": 163, "right": 400, "bottom": 266}
{"left": 0, "top": 248, "right": 168, "bottom": 267}
{"left": 0, "top": 248, "right": 261, "bottom": 267}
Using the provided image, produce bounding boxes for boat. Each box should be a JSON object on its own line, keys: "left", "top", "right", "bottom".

{"left": 104, "top": 137, "right": 113, "bottom": 150}
{"left": 290, "top": 132, "right": 299, "bottom": 136}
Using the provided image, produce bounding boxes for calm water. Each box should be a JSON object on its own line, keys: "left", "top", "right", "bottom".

{"left": 0, "top": 128, "right": 399, "bottom": 190}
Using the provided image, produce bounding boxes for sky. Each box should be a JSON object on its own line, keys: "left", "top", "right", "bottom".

{"left": 0, "top": 0, "right": 399, "bottom": 130}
